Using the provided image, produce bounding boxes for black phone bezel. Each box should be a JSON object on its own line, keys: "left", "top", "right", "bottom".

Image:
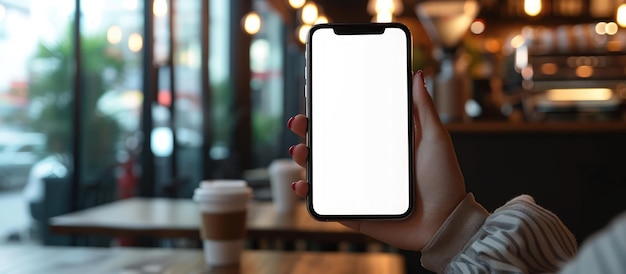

{"left": 305, "top": 23, "right": 415, "bottom": 221}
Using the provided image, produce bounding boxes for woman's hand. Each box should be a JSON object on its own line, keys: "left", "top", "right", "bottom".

{"left": 287, "top": 71, "right": 466, "bottom": 251}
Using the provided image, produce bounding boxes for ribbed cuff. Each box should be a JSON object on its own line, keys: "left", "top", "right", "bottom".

{"left": 420, "top": 193, "right": 489, "bottom": 273}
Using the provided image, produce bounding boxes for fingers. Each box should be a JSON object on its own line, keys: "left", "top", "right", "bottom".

{"left": 287, "top": 115, "right": 309, "bottom": 199}
{"left": 287, "top": 110, "right": 308, "bottom": 198}
{"left": 291, "top": 180, "right": 309, "bottom": 199}
{"left": 287, "top": 114, "right": 308, "bottom": 167}
{"left": 287, "top": 114, "right": 307, "bottom": 137}
{"left": 289, "top": 144, "right": 308, "bottom": 167}
{"left": 339, "top": 220, "right": 361, "bottom": 231}
{"left": 289, "top": 181, "right": 368, "bottom": 239}
{"left": 413, "top": 70, "right": 448, "bottom": 141}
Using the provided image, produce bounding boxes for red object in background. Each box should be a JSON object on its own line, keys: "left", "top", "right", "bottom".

{"left": 157, "top": 89, "right": 171, "bottom": 107}
{"left": 117, "top": 154, "right": 138, "bottom": 199}
{"left": 116, "top": 152, "right": 138, "bottom": 246}
{"left": 0, "top": 93, "right": 28, "bottom": 107}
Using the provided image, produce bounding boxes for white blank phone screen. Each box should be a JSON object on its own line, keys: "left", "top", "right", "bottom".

{"left": 310, "top": 27, "right": 411, "bottom": 216}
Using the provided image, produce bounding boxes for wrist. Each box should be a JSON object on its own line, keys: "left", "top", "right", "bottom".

{"left": 420, "top": 193, "right": 489, "bottom": 273}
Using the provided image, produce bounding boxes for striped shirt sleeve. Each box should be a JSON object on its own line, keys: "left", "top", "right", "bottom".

{"left": 421, "top": 194, "right": 579, "bottom": 273}
{"left": 446, "top": 195, "right": 577, "bottom": 273}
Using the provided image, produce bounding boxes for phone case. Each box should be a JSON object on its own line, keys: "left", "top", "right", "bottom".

{"left": 305, "top": 23, "right": 415, "bottom": 221}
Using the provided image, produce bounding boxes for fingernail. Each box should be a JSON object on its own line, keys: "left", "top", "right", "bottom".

{"left": 291, "top": 182, "right": 296, "bottom": 191}
{"left": 287, "top": 116, "right": 294, "bottom": 129}
{"left": 289, "top": 145, "right": 295, "bottom": 156}
{"left": 418, "top": 70, "right": 427, "bottom": 89}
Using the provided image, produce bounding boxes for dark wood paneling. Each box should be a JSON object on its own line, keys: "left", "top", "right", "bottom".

{"left": 450, "top": 124, "right": 626, "bottom": 243}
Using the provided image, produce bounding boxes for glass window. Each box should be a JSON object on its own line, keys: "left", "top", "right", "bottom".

{"left": 0, "top": 0, "right": 286, "bottom": 246}
{"left": 150, "top": 0, "right": 203, "bottom": 198}
{"left": 173, "top": 0, "right": 203, "bottom": 197}
{"left": 152, "top": 0, "right": 175, "bottom": 197}
{"left": 208, "top": 0, "right": 235, "bottom": 178}
{"left": 250, "top": 1, "right": 285, "bottom": 168}
{"left": 78, "top": 0, "right": 144, "bottom": 204}
{"left": 0, "top": 0, "right": 75, "bottom": 244}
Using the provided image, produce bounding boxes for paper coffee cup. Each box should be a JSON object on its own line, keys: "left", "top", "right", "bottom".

{"left": 193, "top": 180, "right": 252, "bottom": 266}
{"left": 268, "top": 159, "right": 304, "bottom": 212}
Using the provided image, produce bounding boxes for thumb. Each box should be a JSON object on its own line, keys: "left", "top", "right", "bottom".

{"left": 413, "top": 70, "right": 447, "bottom": 141}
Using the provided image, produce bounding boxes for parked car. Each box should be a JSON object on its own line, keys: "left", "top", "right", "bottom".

{"left": 0, "top": 132, "right": 47, "bottom": 190}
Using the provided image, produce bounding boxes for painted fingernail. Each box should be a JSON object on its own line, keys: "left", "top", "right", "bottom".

{"left": 289, "top": 145, "right": 295, "bottom": 156}
{"left": 291, "top": 182, "right": 296, "bottom": 191}
{"left": 418, "top": 70, "right": 427, "bottom": 89}
{"left": 287, "top": 116, "right": 294, "bottom": 129}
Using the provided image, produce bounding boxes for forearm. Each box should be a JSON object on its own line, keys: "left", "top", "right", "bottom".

{"left": 421, "top": 194, "right": 578, "bottom": 273}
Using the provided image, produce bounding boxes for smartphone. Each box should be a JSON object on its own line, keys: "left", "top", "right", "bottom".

{"left": 305, "top": 23, "right": 414, "bottom": 220}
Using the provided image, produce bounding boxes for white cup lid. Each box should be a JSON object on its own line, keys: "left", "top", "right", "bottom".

{"left": 193, "top": 180, "right": 252, "bottom": 201}
{"left": 268, "top": 159, "right": 303, "bottom": 173}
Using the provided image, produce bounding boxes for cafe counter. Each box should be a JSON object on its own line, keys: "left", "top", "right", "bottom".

{"left": 445, "top": 120, "right": 626, "bottom": 243}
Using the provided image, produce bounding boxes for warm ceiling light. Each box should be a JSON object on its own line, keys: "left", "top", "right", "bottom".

{"left": 607, "top": 40, "right": 622, "bottom": 51}
{"left": 153, "top": 0, "right": 168, "bottom": 17}
{"left": 575, "top": 65, "right": 594, "bottom": 78}
{"left": 107, "top": 26, "right": 123, "bottom": 44}
{"left": 524, "top": 0, "right": 541, "bottom": 16}
{"left": 289, "top": 0, "right": 306, "bottom": 9}
{"left": 606, "top": 22, "right": 618, "bottom": 35}
{"left": 546, "top": 88, "right": 612, "bottom": 101}
{"left": 485, "top": 39, "right": 501, "bottom": 53}
{"left": 314, "top": 15, "right": 329, "bottom": 25}
{"left": 128, "top": 33, "right": 144, "bottom": 52}
{"left": 470, "top": 20, "right": 485, "bottom": 34}
{"left": 301, "top": 3, "right": 318, "bottom": 25}
{"left": 510, "top": 35, "right": 525, "bottom": 49}
{"left": 540, "top": 63, "right": 558, "bottom": 75}
{"left": 377, "top": 0, "right": 394, "bottom": 13}
{"left": 370, "top": 0, "right": 403, "bottom": 22}
{"left": 242, "top": 12, "right": 261, "bottom": 35}
{"left": 367, "top": 0, "right": 403, "bottom": 15}
{"left": 298, "top": 24, "right": 312, "bottom": 44}
{"left": 374, "top": 11, "right": 393, "bottom": 22}
{"left": 595, "top": 22, "right": 607, "bottom": 35}
{"left": 618, "top": 4, "right": 626, "bottom": 28}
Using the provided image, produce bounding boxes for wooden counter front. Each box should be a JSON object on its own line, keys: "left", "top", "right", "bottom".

{"left": 447, "top": 120, "right": 626, "bottom": 243}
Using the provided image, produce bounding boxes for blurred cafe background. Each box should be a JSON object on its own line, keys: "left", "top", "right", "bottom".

{"left": 2, "top": 0, "right": 626, "bottom": 273}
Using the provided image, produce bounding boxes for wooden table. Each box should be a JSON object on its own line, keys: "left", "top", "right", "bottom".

{"left": 49, "top": 198, "right": 373, "bottom": 244}
{"left": 0, "top": 246, "right": 404, "bottom": 274}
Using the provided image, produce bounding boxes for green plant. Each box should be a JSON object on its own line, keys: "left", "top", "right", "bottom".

{"left": 28, "top": 23, "right": 125, "bottom": 179}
